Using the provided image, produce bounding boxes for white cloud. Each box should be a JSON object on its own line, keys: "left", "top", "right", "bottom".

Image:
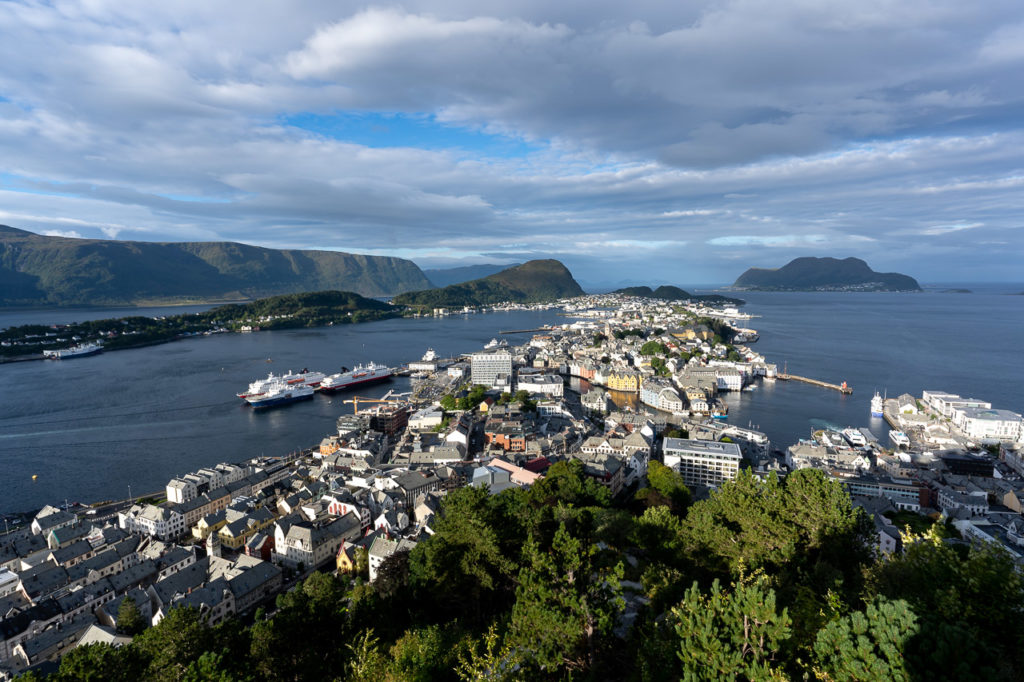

{"left": 0, "top": 1, "right": 1019, "bottom": 282}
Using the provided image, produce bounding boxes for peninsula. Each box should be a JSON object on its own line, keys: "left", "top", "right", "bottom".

{"left": 732, "top": 257, "right": 922, "bottom": 292}
{"left": 394, "top": 259, "right": 585, "bottom": 308}
{"left": 0, "top": 290, "right": 399, "bottom": 360}
{"left": 0, "top": 225, "right": 432, "bottom": 306}
{"left": 614, "top": 284, "right": 745, "bottom": 306}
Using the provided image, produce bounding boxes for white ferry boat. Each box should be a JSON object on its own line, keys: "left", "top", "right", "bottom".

{"left": 870, "top": 391, "right": 884, "bottom": 418}
{"left": 318, "top": 362, "right": 392, "bottom": 393}
{"left": 245, "top": 381, "right": 314, "bottom": 409}
{"left": 43, "top": 342, "right": 103, "bottom": 359}
{"left": 841, "top": 428, "right": 867, "bottom": 447}
{"left": 421, "top": 348, "right": 437, "bottom": 362}
{"left": 890, "top": 431, "right": 911, "bottom": 448}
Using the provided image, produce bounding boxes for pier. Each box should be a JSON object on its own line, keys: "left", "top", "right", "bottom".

{"left": 499, "top": 327, "right": 554, "bottom": 334}
{"left": 777, "top": 373, "right": 853, "bottom": 394}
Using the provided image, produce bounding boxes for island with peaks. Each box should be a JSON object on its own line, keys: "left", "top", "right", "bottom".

{"left": 732, "top": 257, "right": 922, "bottom": 292}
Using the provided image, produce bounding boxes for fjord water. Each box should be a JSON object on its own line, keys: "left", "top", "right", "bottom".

{"left": 2, "top": 291, "right": 1023, "bottom": 513}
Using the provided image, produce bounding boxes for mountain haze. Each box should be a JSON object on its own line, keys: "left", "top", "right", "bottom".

{"left": 393, "top": 259, "right": 584, "bottom": 307}
{"left": 733, "top": 257, "right": 921, "bottom": 292}
{"left": 0, "top": 226, "right": 432, "bottom": 305}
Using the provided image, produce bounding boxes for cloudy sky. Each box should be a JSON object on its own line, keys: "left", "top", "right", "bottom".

{"left": 1, "top": 1, "right": 1022, "bottom": 285}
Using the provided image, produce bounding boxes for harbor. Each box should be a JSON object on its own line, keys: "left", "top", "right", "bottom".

{"left": 776, "top": 372, "right": 853, "bottom": 394}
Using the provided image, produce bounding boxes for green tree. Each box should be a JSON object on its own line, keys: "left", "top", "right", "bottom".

{"left": 133, "top": 607, "right": 212, "bottom": 682}
{"left": 671, "top": 577, "right": 791, "bottom": 681}
{"left": 53, "top": 643, "right": 147, "bottom": 682}
{"left": 644, "top": 461, "right": 691, "bottom": 514}
{"left": 867, "top": 527, "right": 1024, "bottom": 680}
{"left": 409, "top": 485, "right": 516, "bottom": 623}
{"left": 813, "top": 597, "right": 917, "bottom": 682}
{"left": 116, "top": 595, "right": 147, "bottom": 636}
{"left": 509, "top": 523, "right": 625, "bottom": 671}
{"left": 456, "top": 623, "right": 523, "bottom": 682}
{"left": 440, "top": 394, "right": 457, "bottom": 411}
{"left": 640, "top": 340, "right": 668, "bottom": 356}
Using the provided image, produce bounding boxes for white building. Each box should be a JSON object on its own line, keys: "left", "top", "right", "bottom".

{"left": 471, "top": 350, "right": 513, "bottom": 388}
{"left": 516, "top": 374, "right": 564, "bottom": 397}
{"left": 118, "top": 504, "right": 186, "bottom": 541}
{"left": 663, "top": 438, "right": 742, "bottom": 488}
{"left": 954, "top": 407, "right": 1022, "bottom": 442}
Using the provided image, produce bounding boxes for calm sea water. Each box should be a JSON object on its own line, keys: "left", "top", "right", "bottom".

{"left": 2, "top": 291, "right": 1022, "bottom": 513}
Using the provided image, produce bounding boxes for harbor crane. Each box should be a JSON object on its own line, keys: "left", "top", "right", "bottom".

{"left": 342, "top": 391, "right": 409, "bottom": 414}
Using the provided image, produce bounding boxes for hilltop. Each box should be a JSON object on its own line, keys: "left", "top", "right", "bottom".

{"left": 0, "top": 225, "right": 432, "bottom": 306}
{"left": 733, "top": 257, "right": 921, "bottom": 292}
{"left": 423, "top": 262, "right": 519, "bottom": 287}
{"left": 614, "top": 284, "right": 745, "bottom": 306}
{"left": 393, "top": 259, "right": 584, "bottom": 307}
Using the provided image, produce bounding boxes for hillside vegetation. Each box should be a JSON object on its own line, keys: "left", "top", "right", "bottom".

{"left": 394, "top": 259, "right": 585, "bottom": 307}
{"left": 614, "top": 284, "right": 745, "bottom": 306}
{"left": 733, "top": 257, "right": 921, "bottom": 292}
{"left": 0, "top": 225, "right": 432, "bottom": 305}
{"left": 424, "top": 263, "right": 519, "bottom": 287}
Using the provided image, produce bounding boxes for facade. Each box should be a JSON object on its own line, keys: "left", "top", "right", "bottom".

{"left": 516, "top": 374, "right": 564, "bottom": 397}
{"left": 605, "top": 371, "right": 640, "bottom": 393}
{"left": 470, "top": 350, "right": 513, "bottom": 388}
{"left": 663, "top": 438, "right": 742, "bottom": 488}
{"left": 954, "top": 407, "right": 1022, "bottom": 442}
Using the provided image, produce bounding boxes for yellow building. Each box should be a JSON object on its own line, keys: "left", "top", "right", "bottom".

{"left": 606, "top": 371, "right": 640, "bottom": 393}
{"left": 192, "top": 512, "right": 227, "bottom": 541}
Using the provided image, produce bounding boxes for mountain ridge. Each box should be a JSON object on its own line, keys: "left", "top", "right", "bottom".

{"left": 393, "top": 259, "right": 584, "bottom": 307}
{"left": 733, "top": 257, "right": 921, "bottom": 292}
{"left": 0, "top": 226, "right": 433, "bottom": 305}
{"left": 423, "top": 263, "right": 520, "bottom": 288}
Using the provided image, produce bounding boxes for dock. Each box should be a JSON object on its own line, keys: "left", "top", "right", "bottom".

{"left": 777, "top": 373, "right": 853, "bottom": 394}
{"left": 499, "top": 328, "right": 555, "bottom": 334}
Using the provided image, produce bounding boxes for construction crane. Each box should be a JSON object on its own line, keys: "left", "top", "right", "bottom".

{"left": 342, "top": 392, "right": 408, "bottom": 414}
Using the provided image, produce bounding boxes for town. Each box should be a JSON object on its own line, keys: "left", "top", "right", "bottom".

{"left": 1, "top": 293, "right": 1023, "bottom": 678}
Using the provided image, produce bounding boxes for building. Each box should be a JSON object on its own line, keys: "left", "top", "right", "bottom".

{"left": 605, "top": 370, "right": 640, "bottom": 393}
{"left": 954, "top": 407, "right": 1022, "bottom": 442}
{"left": 516, "top": 374, "right": 564, "bottom": 397}
{"left": 663, "top": 438, "right": 742, "bottom": 488}
{"left": 470, "top": 350, "right": 513, "bottom": 388}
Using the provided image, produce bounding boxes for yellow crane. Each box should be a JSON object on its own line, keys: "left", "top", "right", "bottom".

{"left": 342, "top": 390, "right": 409, "bottom": 414}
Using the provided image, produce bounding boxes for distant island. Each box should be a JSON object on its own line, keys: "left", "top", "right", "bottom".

{"left": 0, "top": 225, "right": 432, "bottom": 306}
{"left": 394, "top": 259, "right": 585, "bottom": 308}
{"left": 613, "top": 284, "right": 745, "bottom": 306}
{"left": 733, "top": 257, "right": 922, "bottom": 292}
{"left": 0, "top": 290, "right": 398, "bottom": 360}
{"left": 940, "top": 288, "right": 973, "bottom": 294}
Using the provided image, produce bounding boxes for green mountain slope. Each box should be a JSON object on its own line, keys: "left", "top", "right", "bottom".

{"left": 393, "top": 259, "right": 584, "bottom": 307}
{"left": 613, "top": 284, "right": 745, "bottom": 305}
{"left": 733, "top": 257, "right": 921, "bottom": 292}
{"left": 423, "top": 263, "right": 519, "bottom": 287}
{"left": 0, "top": 225, "right": 433, "bottom": 305}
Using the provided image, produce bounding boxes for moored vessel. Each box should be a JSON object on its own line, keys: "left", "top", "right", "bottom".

{"left": 318, "top": 362, "right": 392, "bottom": 393}
{"left": 245, "top": 382, "right": 314, "bottom": 408}
{"left": 870, "top": 391, "right": 884, "bottom": 418}
{"left": 43, "top": 342, "right": 102, "bottom": 359}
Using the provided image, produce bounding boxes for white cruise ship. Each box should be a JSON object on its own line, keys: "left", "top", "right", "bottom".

{"left": 245, "top": 381, "right": 314, "bottom": 408}
{"left": 318, "top": 362, "right": 392, "bottom": 392}
{"left": 43, "top": 342, "right": 102, "bottom": 359}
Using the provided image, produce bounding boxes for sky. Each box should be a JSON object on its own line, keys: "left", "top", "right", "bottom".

{"left": 0, "top": 1, "right": 1022, "bottom": 286}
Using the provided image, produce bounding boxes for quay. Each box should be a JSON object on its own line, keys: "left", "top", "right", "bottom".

{"left": 499, "top": 327, "right": 554, "bottom": 334}
{"left": 777, "top": 373, "right": 853, "bottom": 394}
